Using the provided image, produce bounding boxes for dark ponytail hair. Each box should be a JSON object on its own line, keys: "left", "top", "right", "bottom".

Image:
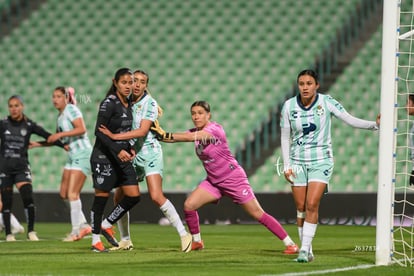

{"left": 297, "top": 69, "right": 319, "bottom": 84}
{"left": 106, "top": 67, "right": 133, "bottom": 97}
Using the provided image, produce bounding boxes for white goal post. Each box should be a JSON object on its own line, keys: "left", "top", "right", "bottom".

{"left": 375, "top": 0, "right": 398, "bottom": 266}
{"left": 377, "top": 0, "right": 414, "bottom": 267}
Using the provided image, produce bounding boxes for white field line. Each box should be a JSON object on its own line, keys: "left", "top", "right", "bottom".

{"left": 260, "top": 264, "right": 376, "bottom": 276}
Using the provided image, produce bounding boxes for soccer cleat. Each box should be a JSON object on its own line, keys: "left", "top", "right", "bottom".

{"left": 63, "top": 233, "right": 80, "bottom": 242}
{"left": 91, "top": 241, "right": 108, "bottom": 253}
{"left": 78, "top": 225, "right": 92, "bottom": 240}
{"left": 191, "top": 240, "right": 204, "bottom": 251}
{"left": 307, "top": 252, "right": 315, "bottom": 262}
{"left": 101, "top": 226, "right": 118, "bottom": 247}
{"left": 27, "top": 231, "right": 39, "bottom": 241}
{"left": 294, "top": 250, "right": 309, "bottom": 263}
{"left": 109, "top": 240, "right": 134, "bottom": 251}
{"left": 283, "top": 244, "right": 299, "bottom": 254}
{"left": 6, "top": 234, "right": 16, "bottom": 242}
{"left": 181, "top": 233, "right": 192, "bottom": 253}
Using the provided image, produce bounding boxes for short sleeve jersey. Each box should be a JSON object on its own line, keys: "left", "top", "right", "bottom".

{"left": 280, "top": 93, "right": 346, "bottom": 163}
{"left": 57, "top": 104, "right": 92, "bottom": 156}
{"left": 131, "top": 93, "right": 160, "bottom": 154}
{"left": 192, "top": 121, "right": 240, "bottom": 183}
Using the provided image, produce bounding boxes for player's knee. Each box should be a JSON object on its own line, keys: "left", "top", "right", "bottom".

{"left": 19, "top": 184, "right": 34, "bottom": 207}
{"left": 183, "top": 199, "right": 197, "bottom": 212}
{"left": 120, "top": 195, "right": 140, "bottom": 210}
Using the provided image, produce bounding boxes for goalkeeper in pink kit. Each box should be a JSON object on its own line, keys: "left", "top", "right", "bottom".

{"left": 152, "top": 100, "right": 298, "bottom": 253}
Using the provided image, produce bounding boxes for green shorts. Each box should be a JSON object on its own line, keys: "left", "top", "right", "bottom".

{"left": 133, "top": 148, "right": 163, "bottom": 182}
{"left": 291, "top": 159, "right": 333, "bottom": 187}
{"left": 65, "top": 149, "right": 92, "bottom": 176}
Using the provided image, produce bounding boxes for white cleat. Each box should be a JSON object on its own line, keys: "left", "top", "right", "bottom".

{"left": 27, "top": 231, "right": 39, "bottom": 241}
{"left": 6, "top": 234, "right": 16, "bottom": 242}
{"left": 181, "top": 233, "right": 192, "bottom": 253}
{"left": 109, "top": 239, "right": 134, "bottom": 251}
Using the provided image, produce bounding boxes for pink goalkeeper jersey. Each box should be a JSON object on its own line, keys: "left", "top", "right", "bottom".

{"left": 191, "top": 121, "right": 240, "bottom": 184}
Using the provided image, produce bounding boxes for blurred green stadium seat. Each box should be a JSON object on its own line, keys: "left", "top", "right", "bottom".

{"left": 0, "top": 0, "right": 373, "bottom": 191}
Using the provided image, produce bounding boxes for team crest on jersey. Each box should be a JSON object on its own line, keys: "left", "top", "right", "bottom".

{"left": 96, "top": 175, "right": 104, "bottom": 185}
{"left": 20, "top": 128, "right": 27, "bottom": 136}
{"left": 316, "top": 105, "right": 324, "bottom": 116}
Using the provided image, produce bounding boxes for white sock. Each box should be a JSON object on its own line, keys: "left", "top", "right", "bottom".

{"left": 298, "top": 226, "right": 312, "bottom": 254}
{"left": 193, "top": 233, "right": 201, "bottom": 242}
{"left": 301, "top": 222, "right": 317, "bottom": 253}
{"left": 79, "top": 208, "right": 88, "bottom": 226}
{"left": 10, "top": 214, "right": 23, "bottom": 233}
{"left": 70, "top": 199, "right": 82, "bottom": 234}
{"left": 160, "top": 199, "right": 187, "bottom": 237}
{"left": 117, "top": 211, "right": 130, "bottom": 241}
{"left": 0, "top": 213, "right": 4, "bottom": 229}
{"left": 101, "top": 218, "right": 112, "bottom": 229}
{"left": 92, "top": 233, "right": 101, "bottom": 244}
{"left": 282, "top": 236, "right": 295, "bottom": 246}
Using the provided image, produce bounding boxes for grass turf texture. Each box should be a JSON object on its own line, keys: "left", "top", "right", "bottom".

{"left": 0, "top": 224, "right": 412, "bottom": 275}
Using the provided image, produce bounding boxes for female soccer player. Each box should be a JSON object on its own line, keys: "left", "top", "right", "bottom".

{"left": 98, "top": 69, "right": 192, "bottom": 252}
{"left": 0, "top": 95, "right": 65, "bottom": 241}
{"left": 89, "top": 68, "right": 141, "bottom": 252}
{"left": 46, "top": 86, "right": 92, "bottom": 242}
{"left": 151, "top": 100, "right": 298, "bottom": 254}
{"left": 280, "top": 69, "right": 380, "bottom": 262}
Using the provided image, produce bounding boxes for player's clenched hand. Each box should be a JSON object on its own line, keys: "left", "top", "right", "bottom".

{"left": 284, "top": 168, "right": 296, "bottom": 184}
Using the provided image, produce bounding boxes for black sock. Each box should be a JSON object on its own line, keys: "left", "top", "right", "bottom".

{"left": 106, "top": 196, "right": 140, "bottom": 225}
{"left": 19, "top": 184, "right": 35, "bottom": 233}
{"left": 91, "top": 196, "right": 108, "bottom": 234}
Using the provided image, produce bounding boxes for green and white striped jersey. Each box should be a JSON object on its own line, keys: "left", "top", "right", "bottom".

{"left": 131, "top": 93, "right": 161, "bottom": 155}
{"left": 57, "top": 104, "right": 92, "bottom": 156}
{"left": 280, "top": 93, "right": 345, "bottom": 164}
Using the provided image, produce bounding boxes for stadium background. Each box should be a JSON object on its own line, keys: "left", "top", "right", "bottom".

{"left": 0, "top": 0, "right": 391, "bottom": 223}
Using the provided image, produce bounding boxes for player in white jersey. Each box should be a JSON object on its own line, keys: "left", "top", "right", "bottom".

{"left": 280, "top": 69, "right": 380, "bottom": 263}
{"left": 406, "top": 94, "right": 414, "bottom": 186}
{"left": 98, "top": 70, "right": 192, "bottom": 252}
{"left": 47, "top": 87, "right": 92, "bottom": 241}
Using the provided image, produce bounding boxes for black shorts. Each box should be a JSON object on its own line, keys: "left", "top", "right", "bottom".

{"left": 91, "top": 159, "right": 138, "bottom": 192}
{"left": 0, "top": 169, "right": 32, "bottom": 188}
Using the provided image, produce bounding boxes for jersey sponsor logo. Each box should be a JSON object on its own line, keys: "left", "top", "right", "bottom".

{"left": 302, "top": 123, "right": 316, "bottom": 135}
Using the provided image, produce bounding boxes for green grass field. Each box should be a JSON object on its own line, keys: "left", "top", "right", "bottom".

{"left": 0, "top": 223, "right": 412, "bottom": 275}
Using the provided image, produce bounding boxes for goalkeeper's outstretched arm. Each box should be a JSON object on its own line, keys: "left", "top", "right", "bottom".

{"left": 163, "top": 130, "right": 213, "bottom": 143}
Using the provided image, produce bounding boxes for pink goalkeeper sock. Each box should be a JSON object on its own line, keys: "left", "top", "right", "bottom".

{"left": 184, "top": 210, "right": 200, "bottom": 235}
{"left": 259, "top": 212, "right": 288, "bottom": 240}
